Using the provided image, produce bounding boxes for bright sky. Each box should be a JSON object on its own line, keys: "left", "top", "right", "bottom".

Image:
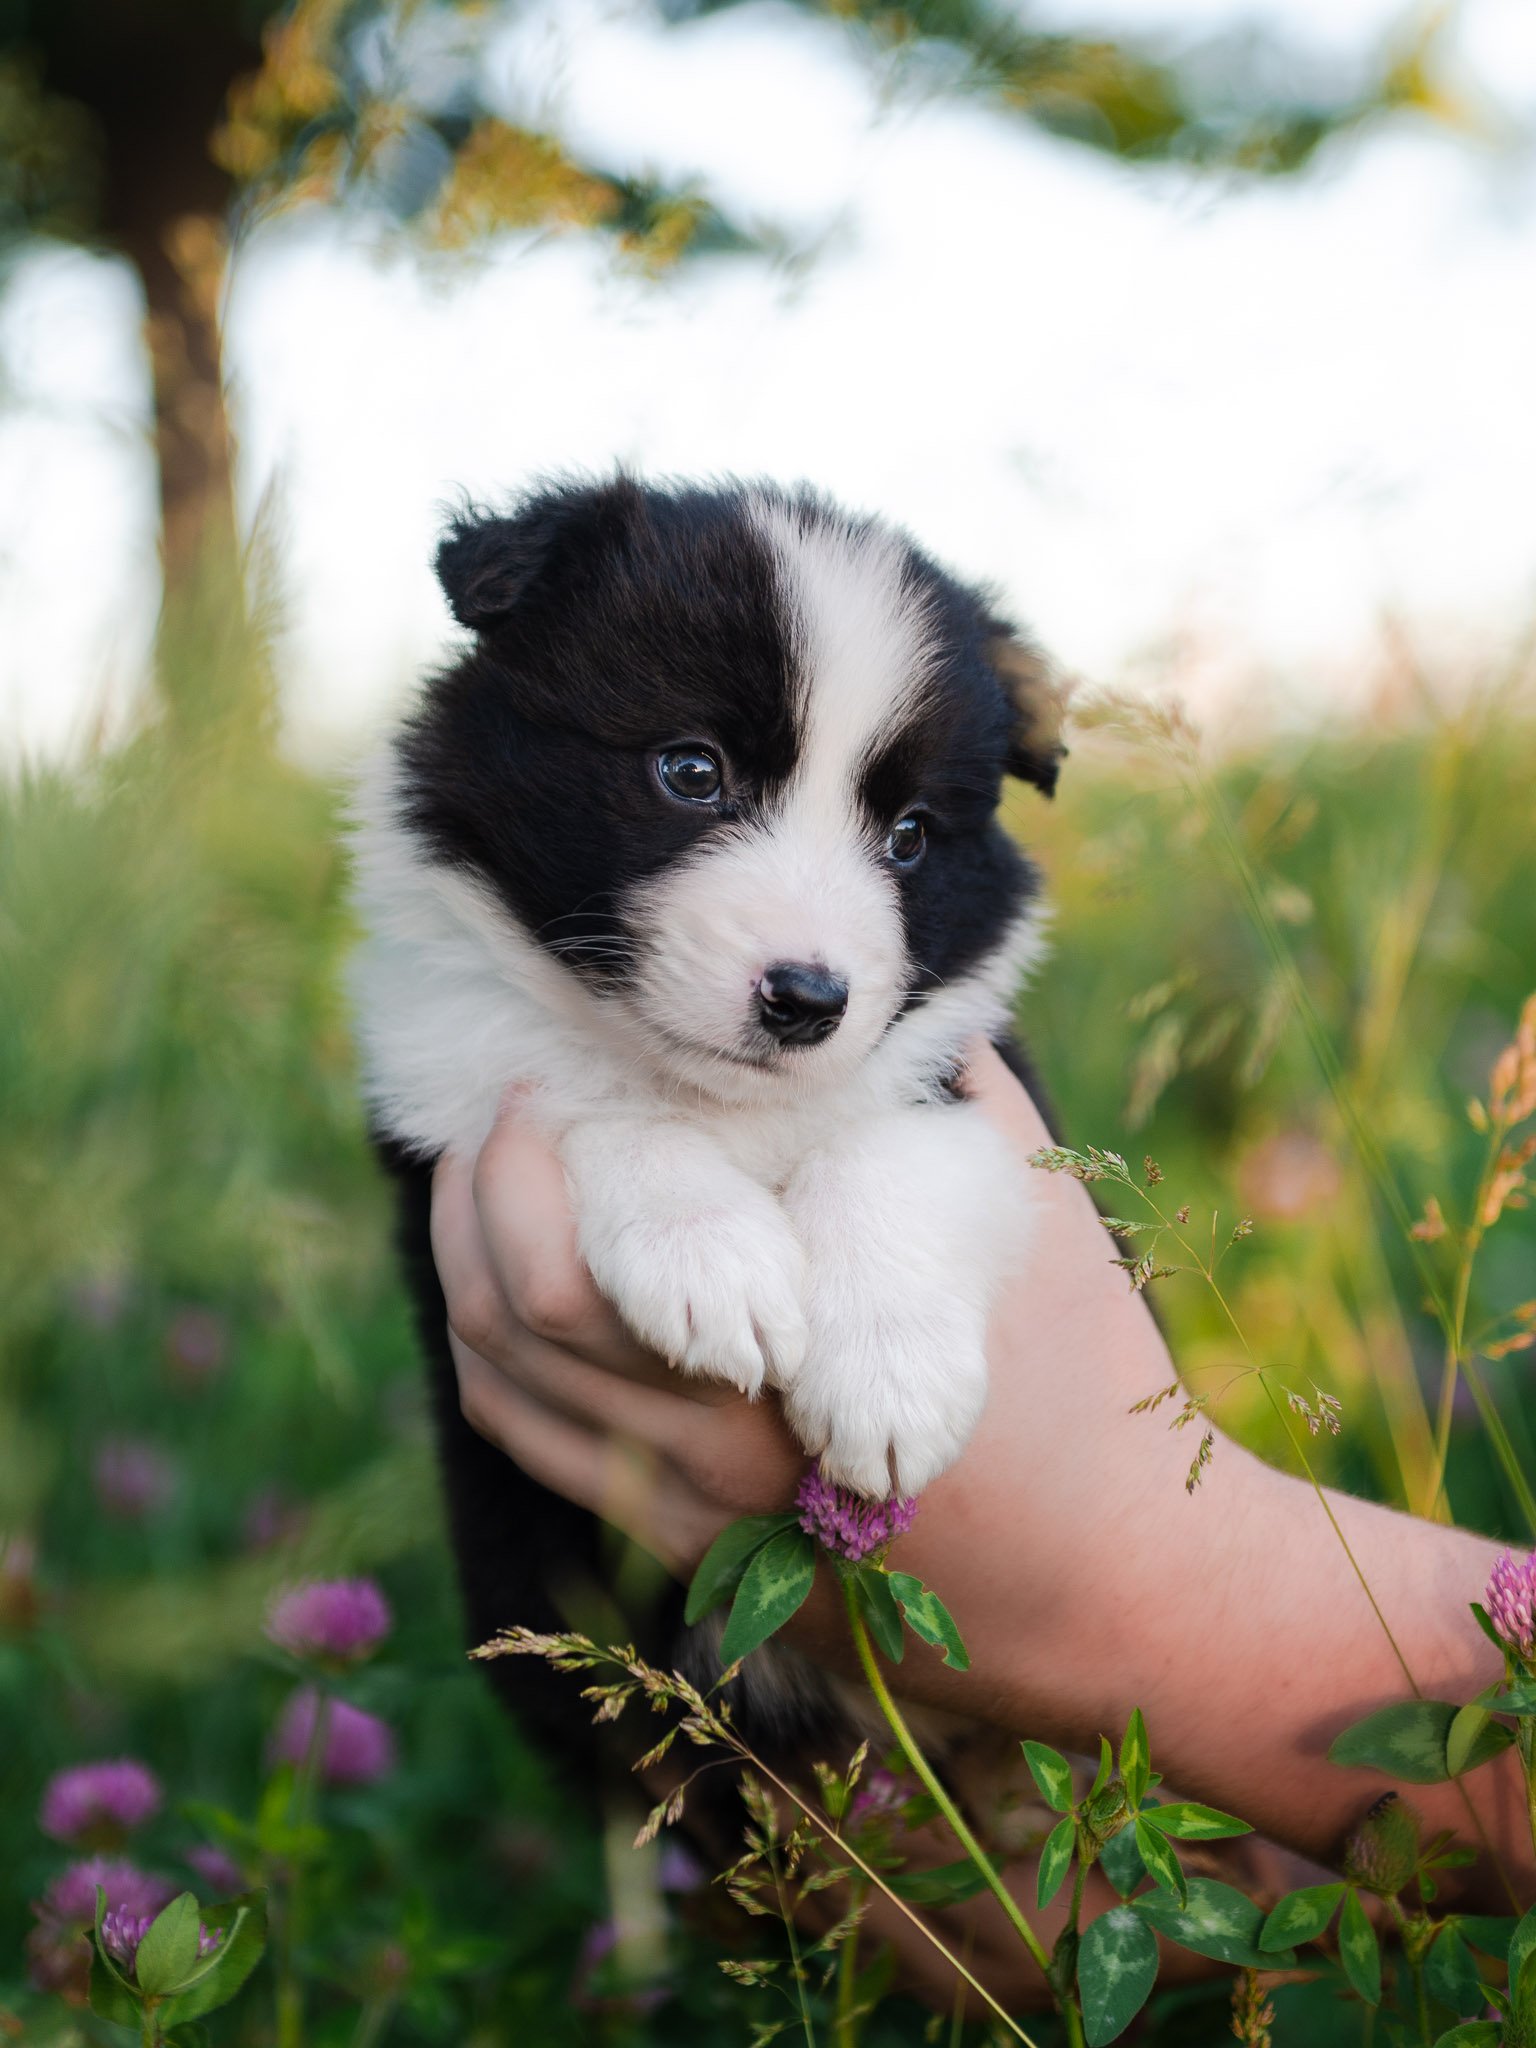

{"left": 1, "top": 0, "right": 1534, "bottom": 761}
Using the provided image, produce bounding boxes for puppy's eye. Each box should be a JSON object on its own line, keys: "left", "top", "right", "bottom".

{"left": 656, "top": 747, "right": 723, "bottom": 803}
{"left": 885, "top": 813, "right": 927, "bottom": 867}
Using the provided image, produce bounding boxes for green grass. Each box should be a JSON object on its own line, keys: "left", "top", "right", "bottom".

{"left": 2, "top": 580, "right": 1533, "bottom": 2042}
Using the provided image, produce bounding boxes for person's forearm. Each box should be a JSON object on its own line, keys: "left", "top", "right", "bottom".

{"left": 781, "top": 1074, "right": 1530, "bottom": 1903}
{"left": 1008, "top": 1447, "right": 1527, "bottom": 1898}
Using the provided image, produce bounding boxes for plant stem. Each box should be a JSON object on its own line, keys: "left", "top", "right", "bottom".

{"left": 843, "top": 1583, "right": 1069, "bottom": 2026}
{"left": 1067, "top": 1860, "right": 1090, "bottom": 1936}
{"left": 833, "top": 1873, "right": 868, "bottom": 2048}
{"left": 768, "top": 1835, "right": 818, "bottom": 2048}
{"left": 745, "top": 1749, "right": 1040, "bottom": 2046}
{"left": 276, "top": 1687, "right": 331, "bottom": 2048}
{"left": 350, "top": 1996, "right": 397, "bottom": 2048}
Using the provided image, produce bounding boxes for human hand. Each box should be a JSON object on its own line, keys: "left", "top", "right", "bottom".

{"left": 429, "top": 1043, "right": 1186, "bottom": 1627}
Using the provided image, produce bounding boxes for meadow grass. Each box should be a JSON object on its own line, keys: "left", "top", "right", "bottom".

{"left": 3, "top": 586, "right": 1534, "bottom": 2043}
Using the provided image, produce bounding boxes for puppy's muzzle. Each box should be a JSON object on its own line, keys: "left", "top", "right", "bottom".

{"left": 757, "top": 962, "right": 848, "bottom": 1047}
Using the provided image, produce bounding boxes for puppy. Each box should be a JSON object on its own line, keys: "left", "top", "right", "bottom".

{"left": 350, "top": 475, "right": 1064, "bottom": 1747}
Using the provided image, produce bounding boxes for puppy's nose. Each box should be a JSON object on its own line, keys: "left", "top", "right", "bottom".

{"left": 758, "top": 962, "right": 849, "bottom": 1046}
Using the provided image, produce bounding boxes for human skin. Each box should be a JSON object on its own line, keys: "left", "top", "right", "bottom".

{"left": 430, "top": 1041, "right": 1533, "bottom": 1989}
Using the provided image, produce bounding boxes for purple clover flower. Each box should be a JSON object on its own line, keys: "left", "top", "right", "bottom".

{"left": 848, "top": 1767, "right": 910, "bottom": 1826}
{"left": 93, "top": 1438, "right": 177, "bottom": 1521}
{"left": 241, "top": 1486, "right": 308, "bottom": 1553}
{"left": 1486, "top": 1549, "right": 1536, "bottom": 1660}
{"left": 186, "top": 1843, "right": 244, "bottom": 1896}
{"left": 101, "top": 1906, "right": 221, "bottom": 1978}
{"left": 796, "top": 1462, "right": 918, "bottom": 1564}
{"left": 164, "top": 1307, "right": 229, "bottom": 1384}
{"left": 266, "top": 1578, "right": 391, "bottom": 1663}
{"left": 40, "top": 1760, "right": 162, "bottom": 1845}
{"left": 269, "top": 1687, "right": 396, "bottom": 1785}
{"left": 38, "top": 1858, "right": 175, "bottom": 1928}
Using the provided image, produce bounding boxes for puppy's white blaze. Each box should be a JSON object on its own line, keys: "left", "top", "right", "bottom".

{"left": 751, "top": 494, "right": 935, "bottom": 813}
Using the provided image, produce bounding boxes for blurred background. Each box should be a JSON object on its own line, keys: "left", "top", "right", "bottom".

{"left": 3, "top": 1, "right": 1536, "bottom": 2042}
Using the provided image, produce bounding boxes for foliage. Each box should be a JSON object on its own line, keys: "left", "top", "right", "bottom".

{"left": 4, "top": 575, "right": 1536, "bottom": 2039}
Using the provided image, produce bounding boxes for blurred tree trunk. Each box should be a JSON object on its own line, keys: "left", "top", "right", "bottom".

{"left": 41, "top": 6, "right": 261, "bottom": 588}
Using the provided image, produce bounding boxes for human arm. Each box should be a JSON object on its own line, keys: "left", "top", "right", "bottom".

{"left": 430, "top": 1045, "right": 1532, "bottom": 1906}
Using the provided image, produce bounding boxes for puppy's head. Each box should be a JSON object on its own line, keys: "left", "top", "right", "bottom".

{"left": 399, "top": 476, "right": 1064, "bottom": 1099}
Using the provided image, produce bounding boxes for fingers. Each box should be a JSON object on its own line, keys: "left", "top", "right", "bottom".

{"left": 448, "top": 1332, "right": 760, "bottom": 1573}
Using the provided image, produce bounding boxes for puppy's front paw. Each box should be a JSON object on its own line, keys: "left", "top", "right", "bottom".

{"left": 783, "top": 1288, "right": 989, "bottom": 1498}
{"left": 581, "top": 1198, "right": 808, "bottom": 1398}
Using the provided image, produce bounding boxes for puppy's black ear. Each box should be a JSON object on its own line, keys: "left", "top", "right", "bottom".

{"left": 435, "top": 504, "right": 563, "bottom": 631}
{"left": 987, "top": 629, "right": 1069, "bottom": 797}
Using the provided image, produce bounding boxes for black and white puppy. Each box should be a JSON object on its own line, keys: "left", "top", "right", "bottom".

{"left": 350, "top": 476, "right": 1063, "bottom": 1731}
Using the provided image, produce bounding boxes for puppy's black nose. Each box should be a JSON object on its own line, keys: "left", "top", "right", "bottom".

{"left": 758, "top": 962, "right": 849, "bottom": 1046}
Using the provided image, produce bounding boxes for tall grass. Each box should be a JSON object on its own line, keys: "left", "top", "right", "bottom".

{"left": 2, "top": 576, "right": 1534, "bottom": 2042}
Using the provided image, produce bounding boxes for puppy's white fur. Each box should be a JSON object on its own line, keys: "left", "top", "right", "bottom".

{"left": 351, "top": 506, "right": 1041, "bottom": 1495}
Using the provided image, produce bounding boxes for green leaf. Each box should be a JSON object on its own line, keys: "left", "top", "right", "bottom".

{"left": 886, "top": 1573, "right": 969, "bottom": 1671}
{"left": 1133, "top": 1816, "right": 1185, "bottom": 1905}
{"left": 1259, "top": 1883, "right": 1345, "bottom": 1951}
{"left": 1134, "top": 1878, "right": 1290, "bottom": 1969}
{"left": 853, "top": 1567, "right": 905, "bottom": 1665}
{"left": 1141, "top": 1801, "right": 1251, "bottom": 1841}
{"left": 685, "top": 1512, "right": 799, "bottom": 1626}
{"left": 1457, "top": 1915, "right": 1516, "bottom": 1960}
{"left": 135, "top": 1892, "right": 203, "bottom": 1996}
{"left": 1516, "top": 1945, "right": 1536, "bottom": 2034}
{"left": 1119, "top": 1709, "right": 1150, "bottom": 1808}
{"left": 1508, "top": 1901, "right": 1536, "bottom": 2008}
{"left": 1021, "top": 1741, "right": 1075, "bottom": 1814}
{"left": 718, "top": 1528, "right": 817, "bottom": 1665}
{"left": 1430, "top": 2027, "right": 1500, "bottom": 2048}
{"left": 884, "top": 1858, "right": 991, "bottom": 1907}
{"left": 88, "top": 1943, "right": 143, "bottom": 2026}
{"left": 1037, "top": 1816, "right": 1076, "bottom": 1909}
{"left": 1446, "top": 1701, "right": 1496, "bottom": 1778}
{"left": 1328, "top": 1700, "right": 1512, "bottom": 1783}
{"left": 1076, "top": 1905, "right": 1159, "bottom": 2046}
{"left": 1497, "top": 1679, "right": 1536, "bottom": 1715}
{"left": 1097, "top": 1819, "right": 1146, "bottom": 1900}
{"left": 1468, "top": 1601, "right": 1505, "bottom": 1652}
{"left": 1088, "top": 1735, "right": 1114, "bottom": 1800}
{"left": 157, "top": 1893, "right": 269, "bottom": 2027}
{"left": 1425, "top": 1925, "right": 1484, "bottom": 2019}
{"left": 1338, "top": 1887, "right": 1381, "bottom": 2005}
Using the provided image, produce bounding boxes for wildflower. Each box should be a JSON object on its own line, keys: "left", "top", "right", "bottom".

{"left": 241, "top": 1485, "right": 307, "bottom": 1552}
{"left": 1343, "top": 1791, "right": 1420, "bottom": 1897}
{"left": 186, "top": 1843, "right": 244, "bottom": 1895}
{"left": 266, "top": 1578, "right": 391, "bottom": 1663}
{"left": 570, "top": 1921, "right": 668, "bottom": 2016}
{"left": 0, "top": 1533, "right": 40, "bottom": 1632}
{"left": 796, "top": 1463, "right": 917, "bottom": 1564}
{"left": 38, "top": 1859, "right": 175, "bottom": 1927}
{"left": 1485, "top": 1549, "right": 1536, "bottom": 1661}
{"left": 1237, "top": 1131, "right": 1342, "bottom": 1223}
{"left": 67, "top": 1270, "right": 131, "bottom": 1331}
{"left": 101, "top": 1907, "right": 221, "bottom": 1978}
{"left": 26, "top": 1861, "right": 172, "bottom": 2005}
{"left": 164, "top": 1307, "right": 229, "bottom": 1384}
{"left": 40, "top": 1760, "right": 162, "bottom": 1845}
{"left": 269, "top": 1687, "right": 396, "bottom": 1784}
{"left": 656, "top": 1840, "right": 707, "bottom": 1892}
{"left": 92, "top": 1439, "right": 177, "bottom": 1521}
{"left": 848, "top": 1767, "right": 909, "bottom": 1827}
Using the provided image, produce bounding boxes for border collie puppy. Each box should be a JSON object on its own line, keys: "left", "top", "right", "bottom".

{"left": 350, "top": 476, "right": 1063, "bottom": 1734}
